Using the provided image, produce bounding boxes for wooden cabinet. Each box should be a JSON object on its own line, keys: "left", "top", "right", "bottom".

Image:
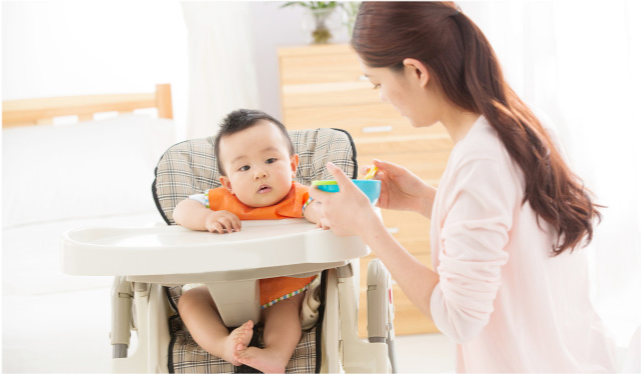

{"left": 278, "top": 44, "right": 453, "bottom": 336}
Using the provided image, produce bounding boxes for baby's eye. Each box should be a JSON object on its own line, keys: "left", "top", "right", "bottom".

{"left": 372, "top": 84, "right": 381, "bottom": 90}
{"left": 266, "top": 158, "right": 277, "bottom": 164}
{"left": 239, "top": 165, "right": 250, "bottom": 171}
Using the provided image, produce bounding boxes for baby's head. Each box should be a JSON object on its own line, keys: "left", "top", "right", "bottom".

{"left": 214, "top": 109, "right": 298, "bottom": 208}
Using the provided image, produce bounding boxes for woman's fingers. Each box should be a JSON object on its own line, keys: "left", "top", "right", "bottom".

{"left": 309, "top": 162, "right": 356, "bottom": 201}
{"left": 308, "top": 183, "right": 333, "bottom": 204}
{"left": 326, "top": 162, "right": 354, "bottom": 187}
{"left": 359, "top": 165, "right": 370, "bottom": 177}
{"left": 318, "top": 217, "right": 331, "bottom": 230}
{"left": 360, "top": 164, "right": 380, "bottom": 179}
{"left": 373, "top": 158, "right": 408, "bottom": 177}
{"left": 309, "top": 162, "right": 377, "bottom": 237}
{"left": 360, "top": 159, "right": 404, "bottom": 180}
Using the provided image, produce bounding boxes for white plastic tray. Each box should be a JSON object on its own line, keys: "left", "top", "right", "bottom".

{"left": 61, "top": 219, "right": 368, "bottom": 277}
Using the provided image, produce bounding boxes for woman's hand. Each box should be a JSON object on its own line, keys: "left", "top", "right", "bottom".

{"left": 309, "top": 162, "right": 383, "bottom": 237}
{"left": 363, "top": 159, "right": 437, "bottom": 219}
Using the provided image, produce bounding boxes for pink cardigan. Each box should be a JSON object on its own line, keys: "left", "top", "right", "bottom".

{"left": 429, "top": 116, "right": 616, "bottom": 372}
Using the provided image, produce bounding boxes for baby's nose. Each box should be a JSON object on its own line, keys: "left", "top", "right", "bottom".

{"left": 254, "top": 169, "right": 267, "bottom": 179}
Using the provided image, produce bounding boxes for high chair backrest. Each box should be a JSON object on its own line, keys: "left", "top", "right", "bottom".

{"left": 152, "top": 128, "right": 357, "bottom": 225}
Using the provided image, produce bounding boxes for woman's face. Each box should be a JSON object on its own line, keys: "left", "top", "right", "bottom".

{"left": 359, "top": 57, "right": 443, "bottom": 128}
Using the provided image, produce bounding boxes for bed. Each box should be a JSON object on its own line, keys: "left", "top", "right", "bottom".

{"left": 2, "top": 84, "right": 177, "bottom": 373}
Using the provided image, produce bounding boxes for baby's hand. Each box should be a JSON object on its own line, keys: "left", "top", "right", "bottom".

{"left": 204, "top": 211, "right": 241, "bottom": 234}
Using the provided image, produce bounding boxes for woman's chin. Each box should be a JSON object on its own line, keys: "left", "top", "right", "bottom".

{"left": 409, "top": 119, "right": 439, "bottom": 128}
{"left": 407, "top": 118, "right": 425, "bottom": 128}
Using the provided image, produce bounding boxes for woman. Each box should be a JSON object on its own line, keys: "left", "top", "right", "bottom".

{"left": 309, "top": 2, "right": 616, "bottom": 372}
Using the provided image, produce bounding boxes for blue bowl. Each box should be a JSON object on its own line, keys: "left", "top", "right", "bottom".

{"left": 312, "top": 179, "right": 381, "bottom": 205}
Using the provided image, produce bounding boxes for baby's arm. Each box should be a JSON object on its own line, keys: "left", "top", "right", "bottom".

{"left": 303, "top": 198, "right": 321, "bottom": 225}
{"left": 173, "top": 199, "right": 242, "bottom": 233}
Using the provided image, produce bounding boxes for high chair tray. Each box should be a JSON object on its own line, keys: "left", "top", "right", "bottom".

{"left": 62, "top": 219, "right": 368, "bottom": 277}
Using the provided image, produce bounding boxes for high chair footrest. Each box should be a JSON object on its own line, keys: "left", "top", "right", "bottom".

{"left": 207, "top": 281, "right": 260, "bottom": 327}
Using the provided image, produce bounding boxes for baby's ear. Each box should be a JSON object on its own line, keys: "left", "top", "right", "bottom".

{"left": 290, "top": 154, "right": 299, "bottom": 175}
{"left": 220, "top": 176, "right": 233, "bottom": 194}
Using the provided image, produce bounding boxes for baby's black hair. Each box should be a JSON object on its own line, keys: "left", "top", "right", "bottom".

{"left": 214, "top": 109, "right": 294, "bottom": 176}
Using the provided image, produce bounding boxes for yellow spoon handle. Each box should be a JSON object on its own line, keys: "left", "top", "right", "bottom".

{"left": 364, "top": 166, "right": 379, "bottom": 180}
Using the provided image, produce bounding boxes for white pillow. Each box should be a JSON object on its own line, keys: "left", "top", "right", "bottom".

{"left": 2, "top": 115, "right": 176, "bottom": 228}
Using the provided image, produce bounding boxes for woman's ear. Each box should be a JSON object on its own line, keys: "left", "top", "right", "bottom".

{"left": 220, "top": 176, "right": 233, "bottom": 194}
{"left": 290, "top": 154, "right": 300, "bottom": 177}
{"left": 403, "top": 58, "right": 430, "bottom": 88}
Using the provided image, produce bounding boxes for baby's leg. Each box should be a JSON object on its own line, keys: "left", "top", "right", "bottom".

{"left": 235, "top": 292, "right": 305, "bottom": 373}
{"left": 178, "top": 286, "right": 253, "bottom": 366}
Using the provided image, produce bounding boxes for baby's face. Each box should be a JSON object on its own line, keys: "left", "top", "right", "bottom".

{"left": 218, "top": 120, "right": 298, "bottom": 208}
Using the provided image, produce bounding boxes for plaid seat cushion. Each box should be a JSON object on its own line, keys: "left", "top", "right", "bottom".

{"left": 153, "top": 128, "right": 356, "bottom": 373}
{"left": 167, "top": 286, "right": 322, "bottom": 374}
{"left": 153, "top": 128, "right": 357, "bottom": 225}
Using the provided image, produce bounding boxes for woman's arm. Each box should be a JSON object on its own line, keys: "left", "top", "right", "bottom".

{"left": 361, "top": 216, "right": 440, "bottom": 319}
{"left": 310, "top": 162, "right": 440, "bottom": 319}
{"left": 174, "top": 198, "right": 241, "bottom": 233}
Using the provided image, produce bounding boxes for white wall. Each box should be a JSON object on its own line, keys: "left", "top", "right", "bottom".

{"left": 2, "top": 1, "right": 350, "bottom": 133}
{"left": 249, "top": 2, "right": 349, "bottom": 119}
{"left": 2, "top": 1, "right": 189, "bottom": 127}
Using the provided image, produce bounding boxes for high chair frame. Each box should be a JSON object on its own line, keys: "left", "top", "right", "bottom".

{"left": 61, "top": 128, "right": 397, "bottom": 373}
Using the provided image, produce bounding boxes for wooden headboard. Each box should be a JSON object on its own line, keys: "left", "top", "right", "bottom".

{"left": 2, "top": 83, "right": 173, "bottom": 128}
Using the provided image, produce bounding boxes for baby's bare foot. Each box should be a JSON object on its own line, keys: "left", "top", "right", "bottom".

{"left": 235, "top": 347, "right": 288, "bottom": 374}
{"left": 223, "top": 320, "right": 253, "bottom": 366}
{"left": 235, "top": 320, "right": 254, "bottom": 351}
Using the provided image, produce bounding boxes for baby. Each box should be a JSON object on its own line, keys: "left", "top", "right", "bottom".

{"left": 173, "top": 109, "right": 321, "bottom": 373}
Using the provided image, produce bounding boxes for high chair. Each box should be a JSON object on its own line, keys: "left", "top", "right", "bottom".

{"left": 62, "top": 128, "right": 397, "bottom": 373}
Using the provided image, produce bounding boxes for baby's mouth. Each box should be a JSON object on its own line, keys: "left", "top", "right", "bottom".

{"left": 257, "top": 184, "right": 272, "bottom": 194}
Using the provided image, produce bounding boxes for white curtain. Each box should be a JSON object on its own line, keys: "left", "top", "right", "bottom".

{"left": 462, "top": 1, "right": 641, "bottom": 348}
{"left": 181, "top": 2, "right": 260, "bottom": 139}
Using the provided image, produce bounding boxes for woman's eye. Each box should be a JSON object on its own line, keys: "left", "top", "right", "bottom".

{"left": 266, "top": 158, "right": 277, "bottom": 164}
{"left": 239, "top": 165, "right": 250, "bottom": 171}
{"left": 372, "top": 84, "right": 381, "bottom": 90}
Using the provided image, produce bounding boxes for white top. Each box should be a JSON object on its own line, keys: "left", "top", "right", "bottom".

{"left": 429, "top": 115, "right": 617, "bottom": 372}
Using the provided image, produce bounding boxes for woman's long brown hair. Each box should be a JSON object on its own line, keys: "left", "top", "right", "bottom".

{"left": 352, "top": 2, "right": 601, "bottom": 255}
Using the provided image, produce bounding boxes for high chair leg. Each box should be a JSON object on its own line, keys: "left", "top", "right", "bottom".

{"left": 111, "top": 276, "right": 133, "bottom": 358}
{"left": 112, "top": 282, "right": 172, "bottom": 373}
{"left": 321, "top": 269, "right": 341, "bottom": 373}
{"left": 337, "top": 263, "right": 390, "bottom": 373}
{"left": 367, "top": 259, "right": 397, "bottom": 373}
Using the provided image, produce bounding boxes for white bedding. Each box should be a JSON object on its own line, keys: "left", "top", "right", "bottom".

{"left": 2, "top": 213, "right": 165, "bottom": 373}
{"left": 2, "top": 114, "right": 177, "bottom": 373}
{"left": 2, "top": 114, "right": 175, "bottom": 228}
{"left": 2, "top": 212, "right": 165, "bottom": 296}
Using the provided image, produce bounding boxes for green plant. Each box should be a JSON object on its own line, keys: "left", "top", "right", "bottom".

{"left": 342, "top": 2, "right": 361, "bottom": 36}
{"left": 274, "top": 0, "right": 342, "bottom": 44}
{"left": 280, "top": 2, "right": 338, "bottom": 10}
